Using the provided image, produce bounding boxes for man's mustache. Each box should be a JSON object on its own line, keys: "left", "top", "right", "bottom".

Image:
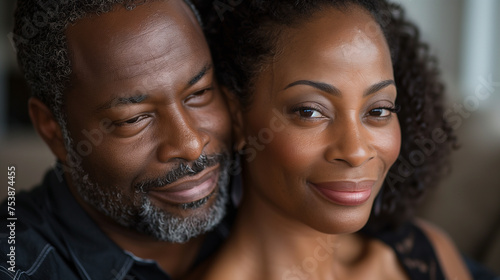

{"left": 135, "top": 153, "right": 226, "bottom": 193}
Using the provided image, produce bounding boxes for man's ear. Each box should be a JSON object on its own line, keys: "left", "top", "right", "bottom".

{"left": 28, "top": 97, "right": 68, "bottom": 162}
{"left": 221, "top": 86, "right": 246, "bottom": 151}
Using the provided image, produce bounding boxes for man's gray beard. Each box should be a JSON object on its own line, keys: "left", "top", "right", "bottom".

{"left": 62, "top": 128, "right": 230, "bottom": 243}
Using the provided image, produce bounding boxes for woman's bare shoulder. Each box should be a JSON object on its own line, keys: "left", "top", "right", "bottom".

{"left": 183, "top": 246, "right": 256, "bottom": 280}
{"left": 415, "top": 219, "right": 472, "bottom": 280}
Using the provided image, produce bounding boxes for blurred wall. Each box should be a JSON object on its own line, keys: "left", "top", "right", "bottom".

{"left": 397, "top": 0, "right": 500, "bottom": 274}
{"left": 0, "top": 0, "right": 10, "bottom": 138}
{"left": 0, "top": 0, "right": 55, "bottom": 201}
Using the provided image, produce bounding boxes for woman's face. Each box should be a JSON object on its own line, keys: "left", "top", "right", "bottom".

{"left": 238, "top": 6, "right": 401, "bottom": 233}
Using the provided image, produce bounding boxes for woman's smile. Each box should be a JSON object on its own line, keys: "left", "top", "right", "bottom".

{"left": 309, "top": 180, "right": 376, "bottom": 206}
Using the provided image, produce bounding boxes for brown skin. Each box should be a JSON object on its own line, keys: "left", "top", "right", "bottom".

{"left": 193, "top": 6, "right": 470, "bottom": 280}
{"left": 29, "top": 1, "right": 231, "bottom": 278}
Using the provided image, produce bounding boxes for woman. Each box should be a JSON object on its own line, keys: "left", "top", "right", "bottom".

{"left": 192, "top": 0, "right": 471, "bottom": 279}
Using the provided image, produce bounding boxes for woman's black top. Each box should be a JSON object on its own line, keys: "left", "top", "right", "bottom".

{"left": 368, "top": 221, "right": 446, "bottom": 280}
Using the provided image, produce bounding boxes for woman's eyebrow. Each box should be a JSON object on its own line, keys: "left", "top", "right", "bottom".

{"left": 364, "top": 79, "right": 395, "bottom": 97}
{"left": 283, "top": 79, "right": 395, "bottom": 97}
{"left": 283, "top": 80, "right": 341, "bottom": 96}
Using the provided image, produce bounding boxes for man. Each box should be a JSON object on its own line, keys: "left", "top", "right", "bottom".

{"left": 0, "top": 0, "right": 234, "bottom": 279}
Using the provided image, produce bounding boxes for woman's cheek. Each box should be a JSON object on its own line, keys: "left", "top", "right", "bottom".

{"left": 259, "top": 129, "right": 320, "bottom": 174}
{"left": 378, "top": 119, "right": 401, "bottom": 169}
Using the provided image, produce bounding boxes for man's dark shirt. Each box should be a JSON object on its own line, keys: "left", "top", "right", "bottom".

{"left": 0, "top": 167, "right": 234, "bottom": 280}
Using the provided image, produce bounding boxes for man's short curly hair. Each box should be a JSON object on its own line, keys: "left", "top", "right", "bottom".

{"left": 13, "top": 0, "right": 201, "bottom": 128}
{"left": 200, "top": 0, "right": 457, "bottom": 229}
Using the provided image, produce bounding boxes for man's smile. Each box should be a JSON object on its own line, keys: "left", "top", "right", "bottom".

{"left": 148, "top": 164, "right": 220, "bottom": 205}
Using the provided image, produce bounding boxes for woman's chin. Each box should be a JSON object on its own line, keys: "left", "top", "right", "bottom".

{"left": 300, "top": 205, "right": 374, "bottom": 235}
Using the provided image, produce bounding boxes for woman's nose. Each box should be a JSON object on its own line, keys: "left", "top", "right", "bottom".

{"left": 324, "top": 117, "right": 376, "bottom": 167}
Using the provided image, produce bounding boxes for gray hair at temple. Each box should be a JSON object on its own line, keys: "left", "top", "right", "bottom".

{"left": 12, "top": 0, "right": 202, "bottom": 131}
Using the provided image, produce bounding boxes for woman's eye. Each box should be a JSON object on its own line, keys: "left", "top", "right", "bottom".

{"left": 369, "top": 105, "right": 400, "bottom": 118}
{"left": 292, "top": 107, "right": 324, "bottom": 119}
{"left": 370, "top": 108, "right": 392, "bottom": 117}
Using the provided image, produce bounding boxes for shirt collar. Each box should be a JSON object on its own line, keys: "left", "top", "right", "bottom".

{"left": 45, "top": 166, "right": 169, "bottom": 280}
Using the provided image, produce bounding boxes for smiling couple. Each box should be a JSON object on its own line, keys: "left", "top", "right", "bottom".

{"left": 0, "top": 0, "right": 474, "bottom": 279}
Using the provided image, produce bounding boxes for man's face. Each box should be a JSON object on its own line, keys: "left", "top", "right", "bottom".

{"left": 62, "top": 1, "right": 232, "bottom": 242}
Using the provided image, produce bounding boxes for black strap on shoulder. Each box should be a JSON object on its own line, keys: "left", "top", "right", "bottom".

{"left": 366, "top": 221, "right": 446, "bottom": 280}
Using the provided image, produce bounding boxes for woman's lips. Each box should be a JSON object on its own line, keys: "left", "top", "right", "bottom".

{"left": 310, "top": 180, "right": 375, "bottom": 206}
{"left": 148, "top": 165, "right": 219, "bottom": 205}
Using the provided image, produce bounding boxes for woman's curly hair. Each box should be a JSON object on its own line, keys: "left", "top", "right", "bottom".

{"left": 198, "top": 0, "right": 457, "bottom": 229}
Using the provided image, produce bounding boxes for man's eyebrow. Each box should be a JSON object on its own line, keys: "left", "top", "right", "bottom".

{"left": 283, "top": 79, "right": 396, "bottom": 97}
{"left": 95, "top": 64, "right": 213, "bottom": 112}
{"left": 187, "top": 63, "right": 213, "bottom": 87}
{"left": 96, "top": 94, "right": 149, "bottom": 112}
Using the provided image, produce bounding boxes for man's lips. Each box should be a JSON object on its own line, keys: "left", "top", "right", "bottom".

{"left": 148, "top": 165, "right": 220, "bottom": 205}
{"left": 310, "top": 180, "right": 376, "bottom": 206}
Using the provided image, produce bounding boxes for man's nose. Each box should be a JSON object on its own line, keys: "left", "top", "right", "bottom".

{"left": 157, "top": 112, "right": 209, "bottom": 163}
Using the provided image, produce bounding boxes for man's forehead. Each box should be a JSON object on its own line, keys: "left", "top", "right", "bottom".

{"left": 66, "top": 0, "right": 209, "bottom": 86}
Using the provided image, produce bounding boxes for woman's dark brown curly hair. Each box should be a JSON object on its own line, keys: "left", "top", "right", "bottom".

{"left": 197, "top": 0, "right": 457, "bottom": 230}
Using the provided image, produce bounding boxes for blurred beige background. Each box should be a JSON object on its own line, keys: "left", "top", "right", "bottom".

{"left": 0, "top": 0, "right": 499, "bottom": 274}
{"left": 396, "top": 0, "right": 500, "bottom": 274}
